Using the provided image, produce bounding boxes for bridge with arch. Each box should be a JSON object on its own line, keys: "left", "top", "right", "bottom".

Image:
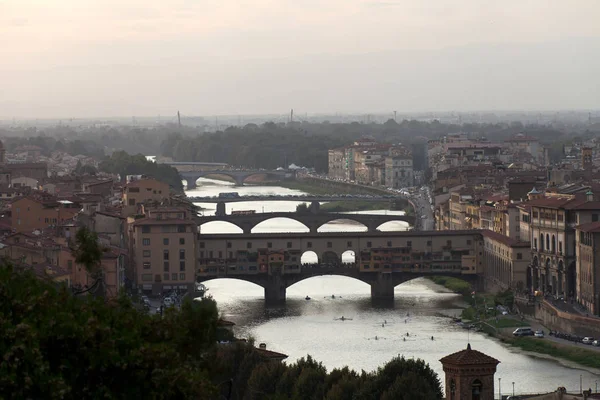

{"left": 197, "top": 211, "right": 415, "bottom": 234}
{"left": 196, "top": 230, "right": 484, "bottom": 304}
{"left": 180, "top": 170, "right": 291, "bottom": 187}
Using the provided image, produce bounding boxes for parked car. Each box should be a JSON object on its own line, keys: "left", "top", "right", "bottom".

{"left": 534, "top": 330, "right": 544, "bottom": 338}
{"left": 582, "top": 337, "right": 595, "bottom": 345}
{"left": 592, "top": 340, "right": 600, "bottom": 347}
{"left": 513, "top": 327, "right": 533, "bottom": 337}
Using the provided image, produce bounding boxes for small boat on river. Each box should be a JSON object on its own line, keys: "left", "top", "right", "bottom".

{"left": 305, "top": 296, "right": 311, "bottom": 300}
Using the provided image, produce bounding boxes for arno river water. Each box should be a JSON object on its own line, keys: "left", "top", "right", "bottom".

{"left": 188, "top": 177, "right": 599, "bottom": 395}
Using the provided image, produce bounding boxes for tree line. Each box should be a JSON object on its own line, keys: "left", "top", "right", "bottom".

{"left": 0, "top": 264, "right": 443, "bottom": 399}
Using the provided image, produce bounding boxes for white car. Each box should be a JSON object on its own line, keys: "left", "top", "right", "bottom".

{"left": 534, "top": 330, "right": 544, "bottom": 338}
{"left": 582, "top": 337, "right": 595, "bottom": 345}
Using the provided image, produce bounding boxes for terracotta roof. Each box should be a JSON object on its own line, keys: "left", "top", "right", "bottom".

{"left": 576, "top": 221, "right": 600, "bottom": 233}
{"left": 254, "top": 347, "right": 288, "bottom": 361}
{"left": 439, "top": 344, "right": 500, "bottom": 366}
{"left": 481, "top": 229, "right": 530, "bottom": 248}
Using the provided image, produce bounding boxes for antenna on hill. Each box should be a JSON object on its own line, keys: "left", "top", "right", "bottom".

{"left": 290, "top": 109, "right": 294, "bottom": 123}
{"left": 177, "top": 111, "right": 181, "bottom": 128}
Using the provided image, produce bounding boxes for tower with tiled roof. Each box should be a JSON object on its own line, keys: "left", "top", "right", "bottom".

{"left": 439, "top": 343, "right": 500, "bottom": 400}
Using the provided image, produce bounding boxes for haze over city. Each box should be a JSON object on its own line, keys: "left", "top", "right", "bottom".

{"left": 2, "top": 0, "right": 600, "bottom": 118}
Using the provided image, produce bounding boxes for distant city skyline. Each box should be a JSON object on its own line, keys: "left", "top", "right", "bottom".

{"left": 1, "top": 1, "right": 600, "bottom": 118}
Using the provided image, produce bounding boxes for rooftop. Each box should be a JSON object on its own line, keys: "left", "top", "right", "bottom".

{"left": 439, "top": 343, "right": 500, "bottom": 366}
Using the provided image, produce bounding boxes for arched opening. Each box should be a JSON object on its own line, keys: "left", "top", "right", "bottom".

{"left": 317, "top": 219, "right": 367, "bottom": 233}
{"left": 251, "top": 217, "right": 309, "bottom": 233}
{"left": 341, "top": 250, "right": 356, "bottom": 265}
{"left": 199, "top": 278, "right": 264, "bottom": 299}
{"left": 532, "top": 256, "right": 539, "bottom": 290}
{"left": 286, "top": 275, "right": 370, "bottom": 298}
{"left": 376, "top": 220, "right": 410, "bottom": 232}
{"left": 301, "top": 250, "right": 318, "bottom": 265}
{"left": 200, "top": 173, "right": 236, "bottom": 183}
{"left": 545, "top": 258, "right": 551, "bottom": 293}
{"left": 567, "top": 261, "right": 576, "bottom": 299}
{"left": 241, "top": 173, "right": 270, "bottom": 184}
{"left": 321, "top": 251, "right": 340, "bottom": 266}
{"left": 546, "top": 234, "right": 550, "bottom": 252}
{"left": 199, "top": 221, "right": 243, "bottom": 234}
{"left": 552, "top": 234, "right": 556, "bottom": 253}
{"left": 526, "top": 266, "right": 533, "bottom": 292}
{"left": 471, "top": 379, "right": 482, "bottom": 400}
{"left": 539, "top": 233, "right": 544, "bottom": 251}
{"left": 558, "top": 260, "right": 564, "bottom": 296}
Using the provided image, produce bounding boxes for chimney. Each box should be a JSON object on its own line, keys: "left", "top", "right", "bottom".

{"left": 259, "top": 343, "right": 267, "bottom": 349}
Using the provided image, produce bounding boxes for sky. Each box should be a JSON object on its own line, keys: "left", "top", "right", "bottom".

{"left": 1, "top": 0, "right": 600, "bottom": 118}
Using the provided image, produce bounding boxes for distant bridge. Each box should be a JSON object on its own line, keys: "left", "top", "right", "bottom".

{"left": 197, "top": 211, "right": 415, "bottom": 234}
{"left": 159, "top": 161, "right": 293, "bottom": 187}
{"left": 195, "top": 230, "right": 484, "bottom": 304}
{"left": 188, "top": 195, "right": 400, "bottom": 203}
{"left": 180, "top": 170, "right": 292, "bottom": 187}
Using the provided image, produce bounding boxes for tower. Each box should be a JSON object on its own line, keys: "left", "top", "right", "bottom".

{"left": 439, "top": 344, "right": 500, "bottom": 400}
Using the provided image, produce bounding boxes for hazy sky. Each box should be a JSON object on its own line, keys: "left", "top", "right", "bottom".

{"left": 1, "top": 0, "right": 600, "bottom": 118}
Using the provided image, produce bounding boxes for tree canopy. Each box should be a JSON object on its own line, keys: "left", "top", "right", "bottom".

{"left": 99, "top": 151, "right": 184, "bottom": 191}
{"left": 0, "top": 264, "right": 444, "bottom": 399}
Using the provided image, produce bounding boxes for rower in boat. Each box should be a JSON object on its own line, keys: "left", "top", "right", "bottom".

{"left": 331, "top": 294, "right": 335, "bottom": 299}
{"left": 305, "top": 296, "right": 311, "bottom": 300}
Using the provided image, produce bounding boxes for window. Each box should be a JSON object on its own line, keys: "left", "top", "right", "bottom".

{"left": 218, "top": 251, "right": 223, "bottom": 259}
{"left": 517, "top": 253, "right": 523, "bottom": 260}
{"left": 163, "top": 250, "right": 169, "bottom": 260}
{"left": 163, "top": 261, "right": 169, "bottom": 272}
{"left": 226, "top": 242, "right": 231, "bottom": 248}
{"left": 142, "top": 249, "right": 151, "bottom": 257}
{"left": 179, "top": 238, "right": 185, "bottom": 245}
{"left": 142, "top": 274, "right": 152, "bottom": 282}
{"left": 387, "top": 241, "right": 392, "bottom": 247}
{"left": 180, "top": 261, "right": 185, "bottom": 271}
{"left": 287, "top": 242, "right": 292, "bottom": 248}
{"left": 347, "top": 241, "right": 352, "bottom": 247}
{"left": 367, "top": 241, "right": 372, "bottom": 247}
{"left": 142, "top": 225, "right": 150, "bottom": 233}
{"left": 247, "top": 242, "right": 252, "bottom": 249}
{"left": 267, "top": 242, "right": 272, "bottom": 248}
{"left": 179, "top": 249, "right": 185, "bottom": 259}
{"left": 327, "top": 242, "right": 332, "bottom": 248}
{"left": 559, "top": 241, "right": 563, "bottom": 253}
{"left": 407, "top": 241, "right": 412, "bottom": 247}
{"left": 593, "top": 214, "right": 599, "bottom": 222}
{"left": 177, "top": 225, "right": 186, "bottom": 233}
{"left": 143, "top": 262, "right": 151, "bottom": 269}
{"left": 163, "top": 273, "right": 169, "bottom": 281}
{"left": 128, "top": 187, "right": 140, "bottom": 193}
{"left": 200, "top": 242, "right": 205, "bottom": 248}
{"left": 307, "top": 242, "right": 312, "bottom": 248}
{"left": 142, "top": 238, "right": 150, "bottom": 246}
{"left": 163, "top": 238, "right": 169, "bottom": 246}
{"left": 67, "top": 260, "right": 73, "bottom": 271}
{"left": 446, "top": 240, "right": 452, "bottom": 247}
{"left": 172, "top": 273, "right": 177, "bottom": 280}
{"left": 161, "top": 225, "right": 171, "bottom": 233}
{"left": 180, "top": 273, "right": 185, "bottom": 280}
{"left": 427, "top": 240, "right": 432, "bottom": 246}
{"left": 44, "top": 217, "right": 49, "bottom": 223}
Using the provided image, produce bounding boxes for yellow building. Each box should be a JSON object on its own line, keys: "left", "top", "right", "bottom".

{"left": 122, "top": 177, "right": 170, "bottom": 217}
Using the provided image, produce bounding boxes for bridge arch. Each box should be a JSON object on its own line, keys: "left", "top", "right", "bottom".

{"left": 198, "top": 172, "right": 238, "bottom": 183}
{"left": 317, "top": 217, "right": 368, "bottom": 233}
{"left": 375, "top": 220, "right": 411, "bottom": 232}
{"left": 301, "top": 250, "right": 319, "bottom": 265}
{"left": 321, "top": 251, "right": 340, "bottom": 266}
{"left": 287, "top": 274, "right": 372, "bottom": 291}
{"left": 199, "top": 220, "right": 244, "bottom": 234}
{"left": 251, "top": 217, "right": 310, "bottom": 233}
{"left": 341, "top": 250, "right": 356, "bottom": 264}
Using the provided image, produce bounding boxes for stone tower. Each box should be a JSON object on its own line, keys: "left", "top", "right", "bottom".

{"left": 439, "top": 343, "right": 500, "bottom": 400}
{"left": 582, "top": 147, "right": 593, "bottom": 170}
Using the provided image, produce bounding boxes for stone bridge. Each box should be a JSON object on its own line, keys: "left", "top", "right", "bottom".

{"left": 180, "top": 170, "right": 292, "bottom": 187}
{"left": 197, "top": 264, "right": 481, "bottom": 304}
{"left": 197, "top": 211, "right": 415, "bottom": 234}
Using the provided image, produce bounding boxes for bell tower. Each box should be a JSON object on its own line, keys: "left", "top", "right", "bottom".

{"left": 440, "top": 344, "right": 500, "bottom": 400}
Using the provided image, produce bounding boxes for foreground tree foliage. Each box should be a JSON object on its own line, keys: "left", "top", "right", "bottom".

{"left": 0, "top": 265, "right": 443, "bottom": 399}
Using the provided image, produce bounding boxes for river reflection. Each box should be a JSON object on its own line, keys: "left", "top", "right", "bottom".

{"left": 189, "top": 178, "right": 599, "bottom": 395}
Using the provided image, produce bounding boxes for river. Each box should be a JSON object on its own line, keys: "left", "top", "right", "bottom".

{"left": 188, "top": 177, "right": 599, "bottom": 395}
